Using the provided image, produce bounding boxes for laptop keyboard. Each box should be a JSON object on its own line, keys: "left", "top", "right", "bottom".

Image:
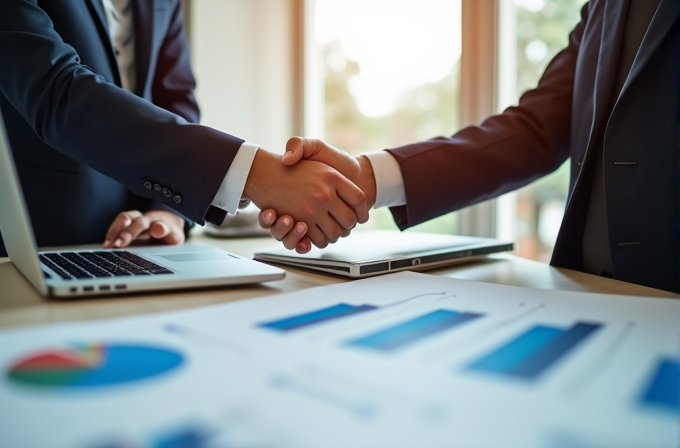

{"left": 39, "top": 251, "right": 174, "bottom": 281}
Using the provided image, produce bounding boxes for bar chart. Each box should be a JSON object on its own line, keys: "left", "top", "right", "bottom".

{"left": 638, "top": 357, "right": 680, "bottom": 414}
{"left": 347, "top": 310, "right": 483, "bottom": 352}
{"left": 258, "top": 303, "right": 378, "bottom": 332}
{"left": 467, "top": 321, "right": 602, "bottom": 381}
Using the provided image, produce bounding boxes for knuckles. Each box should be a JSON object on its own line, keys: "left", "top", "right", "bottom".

{"left": 312, "top": 189, "right": 333, "bottom": 204}
{"left": 353, "top": 189, "right": 366, "bottom": 206}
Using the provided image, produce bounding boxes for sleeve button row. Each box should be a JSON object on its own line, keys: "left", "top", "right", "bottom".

{"left": 142, "top": 179, "right": 182, "bottom": 204}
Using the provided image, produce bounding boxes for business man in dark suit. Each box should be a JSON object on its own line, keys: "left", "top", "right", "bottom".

{"left": 262, "top": 0, "right": 680, "bottom": 292}
{"left": 0, "top": 0, "right": 368, "bottom": 257}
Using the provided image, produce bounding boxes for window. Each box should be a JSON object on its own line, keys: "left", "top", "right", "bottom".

{"left": 313, "top": 0, "right": 462, "bottom": 234}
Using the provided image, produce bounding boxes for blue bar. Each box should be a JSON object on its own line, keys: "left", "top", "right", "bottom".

{"left": 347, "top": 310, "right": 482, "bottom": 352}
{"left": 155, "top": 427, "right": 210, "bottom": 448}
{"left": 259, "top": 303, "right": 377, "bottom": 332}
{"left": 511, "top": 322, "right": 601, "bottom": 379}
{"left": 468, "top": 321, "right": 602, "bottom": 380}
{"left": 639, "top": 358, "right": 680, "bottom": 414}
{"left": 468, "top": 325, "right": 562, "bottom": 375}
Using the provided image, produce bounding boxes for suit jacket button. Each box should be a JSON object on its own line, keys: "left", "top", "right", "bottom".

{"left": 162, "top": 187, "right": 172, "bottom": 197}
{"left": 143, "top": 181, "right": 152, "bottom": 190}
{"left": 173, "top": 195, "right": 182, "bottom": 204}
{"left": 154, "top": 184, "right": 162, "bottom": 192}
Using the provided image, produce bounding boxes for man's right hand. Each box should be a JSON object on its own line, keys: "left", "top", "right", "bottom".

{"left": 258, "top": 138, "right": 377, "bottom": 253}
{"left": 281, "top": 138, "right": 377, "bottom": 207}
{"left": 243, "top": 149, "right": 369, "bottom": 249}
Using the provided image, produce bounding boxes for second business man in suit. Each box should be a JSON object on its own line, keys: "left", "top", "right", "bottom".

{"left": 263, "top": 0, "right": 680, "bottom": 292}
{"left": 0, "top": 0, "right": 368, "bottom": 256}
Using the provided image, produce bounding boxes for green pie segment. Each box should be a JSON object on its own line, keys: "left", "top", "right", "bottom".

{"left": 6, "top": 343, "right": 184, "bottom": 389}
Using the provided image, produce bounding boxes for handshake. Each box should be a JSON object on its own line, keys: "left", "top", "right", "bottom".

{"left": 247, "top": 137, "right": 378, "bottom": 254}
{"left": 102, "top": 137, "right": 379, "bottom": 251}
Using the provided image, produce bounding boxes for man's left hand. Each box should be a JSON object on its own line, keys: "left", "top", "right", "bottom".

{"left": 103, "top": 210, "right": 185, "bottom": 248}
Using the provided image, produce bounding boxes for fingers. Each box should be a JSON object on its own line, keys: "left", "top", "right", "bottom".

{"left": 104, "top": 210, "right": 185, "bottom": 248}
{"left": 295, "top": 236, "right": 312, "bottom": 254}
{"left": 333, "top": 175, "right": 369, "bottom": 224}
{"left": 305, "top": 224, "right": 330, "bottom": 249}
{"left": 149, "top": 221, "right": 184, "bottom": 245}
{"left": 315, "top": 213, "right": 346, "bottom": 245}
{"left": 281, "top": 222, "right": 308, "bottom": 250}
{"left": 258, "top": 209, "right": 277, "bottom": 229}
{"left": 261, "top": 212, "right": 309, "bottom": 251}
{"left": 114, "top": 215, "right": 152, "bottom": 248}
{"left": 270, "top": 215, "right": 295, "bottom": 240}
{"left": 104, "top": 210, "right": 143, "bottom": 248}
{"left": 327, "top": 198, "right": 359, "bottom": 231}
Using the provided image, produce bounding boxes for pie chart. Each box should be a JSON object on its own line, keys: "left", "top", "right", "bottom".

{"left": 6, "top": 343, "right": 184, "bottom": 390}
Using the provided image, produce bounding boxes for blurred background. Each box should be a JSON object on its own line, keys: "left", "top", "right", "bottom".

{"left": 185, "top": 0, "right": 587, "bottom": 262}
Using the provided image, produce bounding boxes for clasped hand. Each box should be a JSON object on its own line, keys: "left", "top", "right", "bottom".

{"left": 257, "top": 137, "right": 376, "bottom": 254}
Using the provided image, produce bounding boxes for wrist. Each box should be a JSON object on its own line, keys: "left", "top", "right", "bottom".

{"left": 357, "top": 155, "right": 377, "bottom": 209}
{"left": 243, "top": 149, "right": 279, "bottom": 206}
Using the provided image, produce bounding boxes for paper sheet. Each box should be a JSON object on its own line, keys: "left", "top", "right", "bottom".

{"left": 0, "top": 272, "right": 677, "bottom": 448}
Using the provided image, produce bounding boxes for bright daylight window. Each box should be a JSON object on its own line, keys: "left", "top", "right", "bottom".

{"left": 315, "top": 0, "right": 588, "bottom": 257}
{"left": 314, "top": 0, "right": 462, "bottom": 234}
{"left": 507, "top": 0, "right": 588, "bottom": 261}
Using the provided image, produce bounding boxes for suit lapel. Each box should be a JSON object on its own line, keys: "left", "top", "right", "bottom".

{"left": 587, "top": 0, "right": 629, "bottom": 148}
{"left": 83, "top": 0, "right": 122, "bottom": 87}
{"left": 617, "top": 0, "right": 679, "bottom": 100}
{"left": 132, "top": 0, "right": 155, "bottom": 97}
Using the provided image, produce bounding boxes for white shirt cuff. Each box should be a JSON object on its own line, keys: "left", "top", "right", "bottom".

{"left": 210, "top": 142, "right": 259, "bottom": 216}
{"left": 363, "top": 151, "right": 407, "bottom": 209}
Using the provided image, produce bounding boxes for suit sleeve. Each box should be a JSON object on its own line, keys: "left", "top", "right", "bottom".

{"left": 387, "top": 2, "right": 590, "bottom": 230}
{"left": 0, "top": 0, "right": 242, "bottom": 225}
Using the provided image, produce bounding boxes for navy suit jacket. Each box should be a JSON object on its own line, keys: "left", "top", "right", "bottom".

{"left": 0, "top": 0, "right": 244, "bottom": 256}
{"left": 387, "top": 0, "right": 680, "bottom": 291}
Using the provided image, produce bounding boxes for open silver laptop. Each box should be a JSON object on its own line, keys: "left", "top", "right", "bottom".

{"left": 0, "top": 112, "right": 284, "bottom": 298}
{"left": 255, "top": 230, "right": 514, "bottom": 278}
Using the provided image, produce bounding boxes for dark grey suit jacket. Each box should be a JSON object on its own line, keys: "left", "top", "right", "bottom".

{"left": 0, "top": 0, "right": 244, "bottom": 255}
{"left": 386, "top": 0, "right": 680, "bottom": 291}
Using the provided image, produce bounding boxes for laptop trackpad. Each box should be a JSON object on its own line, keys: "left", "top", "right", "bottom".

{"left": 159, "top": 252, "right": 237, "bottom": 262}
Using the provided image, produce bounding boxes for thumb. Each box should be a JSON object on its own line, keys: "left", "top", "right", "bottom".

{"left": 149, "top": 221, "right": 171, "bottom": 240}
{"left": 282, "top": 136, "right": 306, "bottom": 166}
{"left": 282, "top": 137, "right": 336, "bottom": 166}
{"left": 283, "top": 137, "right": 361, "bottom": 182}
{"left": 151, "top": 221, "right": 184, "bottom": 245}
